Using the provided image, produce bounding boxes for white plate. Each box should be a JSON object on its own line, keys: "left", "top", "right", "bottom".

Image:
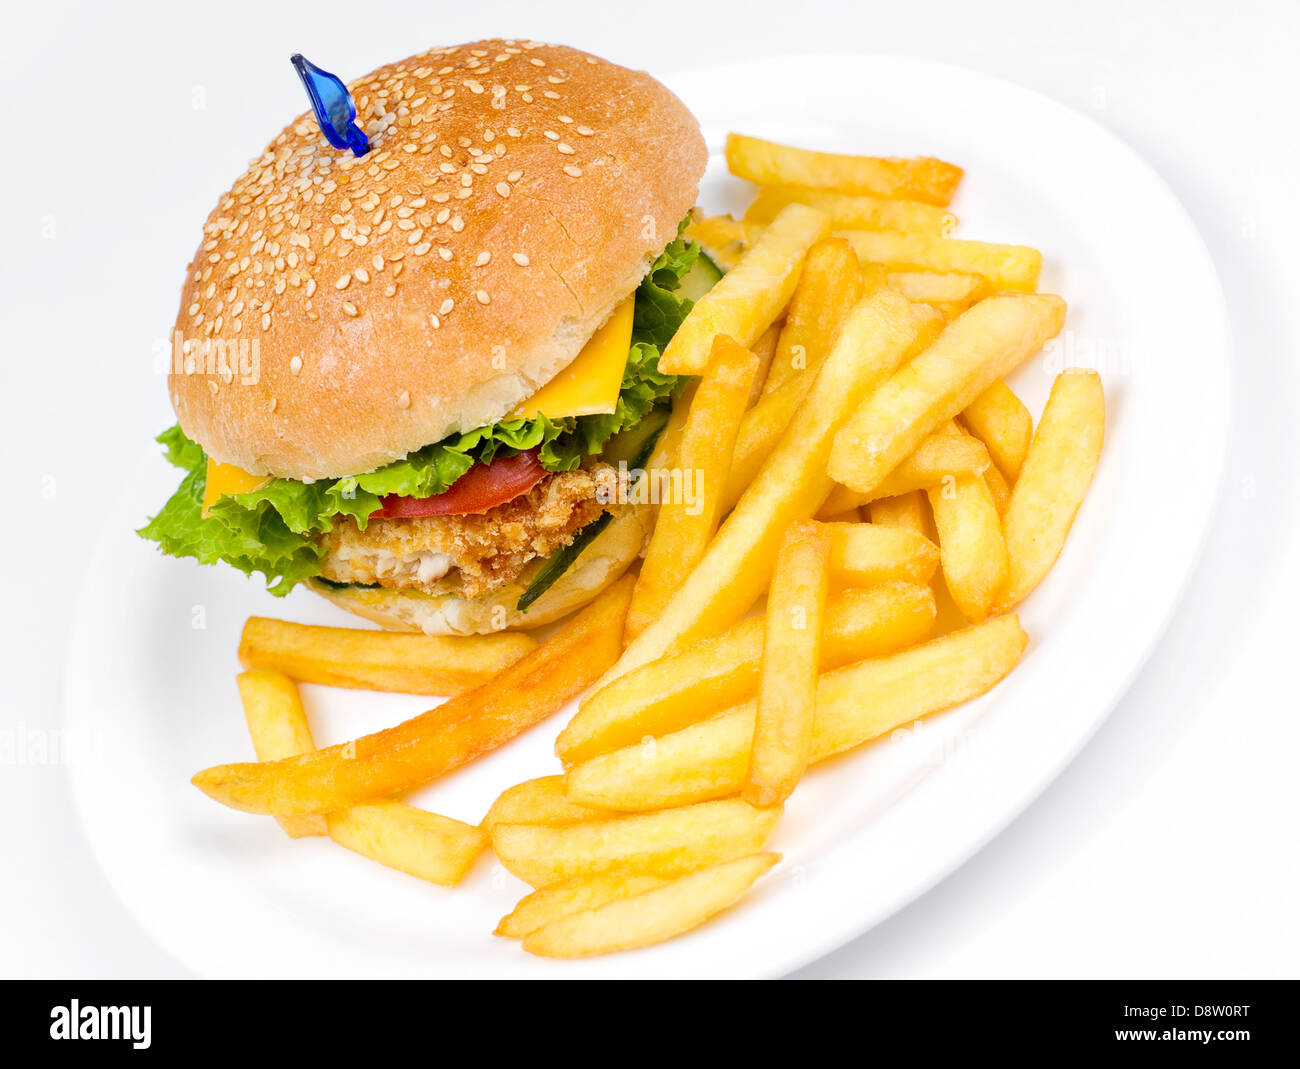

{"left": 64, "top": 55, "right": 1229, "bottom": 979}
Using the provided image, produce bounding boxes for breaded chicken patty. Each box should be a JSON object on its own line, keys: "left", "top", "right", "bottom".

{"left": 318, "top": 463, "right": 620, "bottom": 598}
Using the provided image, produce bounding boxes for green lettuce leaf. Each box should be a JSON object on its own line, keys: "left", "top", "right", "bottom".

{"left": 140, "top": 223, "right": 702, "bottom": 595}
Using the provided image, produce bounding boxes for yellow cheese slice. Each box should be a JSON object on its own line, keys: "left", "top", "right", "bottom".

{"left": 511, "top": 296, "right": 634, "bottom": 420}
{"left": 203, "top": 458, "right": 269, "bottom": 516}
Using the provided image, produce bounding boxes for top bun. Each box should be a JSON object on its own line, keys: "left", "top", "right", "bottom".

{"left": 168, "top": 40, "right": 705, "bottom": 480}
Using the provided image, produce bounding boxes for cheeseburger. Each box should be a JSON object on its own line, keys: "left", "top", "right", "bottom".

{"left": 141, "top": 40, "right": 717, "bottom": 634}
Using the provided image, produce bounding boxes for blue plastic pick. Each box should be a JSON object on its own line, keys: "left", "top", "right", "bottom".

{"left": 290, "top": 53, "right": 370, "bottom": 156}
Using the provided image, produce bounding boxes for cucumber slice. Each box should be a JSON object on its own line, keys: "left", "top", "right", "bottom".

{"left": 676, "top": 249, "right": 725, "bottom": 303}
{"left": 516, "top": 410, "right": 669, "bottom": 612}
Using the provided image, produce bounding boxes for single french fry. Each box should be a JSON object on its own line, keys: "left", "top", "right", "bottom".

{"left": 489, "top": 798, "right": 782, "bottom": 887}
{"left": 599, "top": 290, "right": 921, "bottom": 688}
{"left": 763, "top": 237, "right": 863, "bottom": 396}
{"left": 726, "top": 133, "right": 963, "bottom": 205}
{"left": 869, "top": 490, "right": 929, "bottom": 534}
{"left": 556, "top": 582, "right": 935, "bottom": 766}
{"left": 565, "top": 617, "right": 1028, "bottom": 811}
{"left": 521, "top": 853, "right": 780, "bottom": 957}
{"left": 744, "top": 522, "right": 830, "bottom": 807}
{"left": 819, "top": 421, "right": 991, "bottom": 517}
{"left": 643, "top": 378, "right": 698, "bottom": 473}
{"left": 747, "top": 321, "right": 782, "bottom": 406}
{"left": 660, "top": 203, "right": 830, "bottom": 375}
{"left": 237, "top": 618, "right": 537, "bottom": 696}
{"left": 628, "top": 336, "right": 760, "bottom": 639}
{"left": 829, "top": 294, "right": 1067, "bottom": 495}
{"left": 840, "top": 230, "right": 1041, "bottom": 292}
{"left": 722, "top": 376, "right": 807, "bottom": 513}
{"left": 496, "top": 871, "right": 671, "bottom": 938}
{"left": 960, "top": 379, "right": 1034, "bottom": 482}
{"left": 825, "top": 522, "right": 939, "bottom": 586}
{"left": 481, "top": 776, "right": 612, "bottom": 831}
{"left": 928, "top": 475, "right": 1009, "bottom": 623}
{"left": 192, "top": 577, "right": 634, "bottom": 816}
{"left": 236, "top": 671, "right": 328, "bottom": 838}
{"left": 326, "top": 803, "right": 486, "bottom": 887}
{"left": 886, "top": 270, "right": 991, "bottom": 310}
{"left": 746, "top": 186, "right": 955, "bottom": 236}
{"left": 983, "top": 460, "right": 1012, "bottom": 516}
{"left": 993, "top": 370, "right": 1105, "bottom": 611}
{"left": 683, "top": 214, "right": 751, "bottom": 271}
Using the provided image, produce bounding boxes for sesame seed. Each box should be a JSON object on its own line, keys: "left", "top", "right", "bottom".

{"left": 512, "top": 252, "right": 530, "bottom": 266}
{"left": 438, "top": 247, "right": 453, "bottom": 261}
{"left": 261, "top": 312, "right": 271, "bottom": 330}
{"left": 557, "top": 143, "right": 575, "bottom": 154}
{"left": 476, "top": 289, "right": 490, "bottom": 304}
{"left": 563, "top": 165, "right": 583, "bottom": 177}
{"left": 355, "top": 267, "right": 370, "bottom": 283}
{"left": 397, "top": 390, "right": 411, "bottom": 408}
{"left": 335, "top": 274, "right": 351, "bottom": 289}
{"left": 342, "top": 301, "right": 359, "bottom": 316}
{"left": 496, "top": 182, "right": 511, "bottom": 197}
{"left": 543, "top": 130, "right": 559, "bottom": 140}
{"left": 439, "top": 298, "right": 454, "bottom": 315}
{"left": 289, "top": 355, "right": 303, "bottom": 375}
{"left": 475, "top": 251, "right": 491, "bottom": 265}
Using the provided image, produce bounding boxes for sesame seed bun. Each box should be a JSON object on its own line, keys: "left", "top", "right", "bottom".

{"left": 168, "top": 40, "right": 706, "bottom": 480}
{"left": 306, "top": 504, "right": 651, "bottom": 634}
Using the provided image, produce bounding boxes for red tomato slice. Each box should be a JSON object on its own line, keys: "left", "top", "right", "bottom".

{"left": 374, "top": 448, "right": 547, "bottom": 518}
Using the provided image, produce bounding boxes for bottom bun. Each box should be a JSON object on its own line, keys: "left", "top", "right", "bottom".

{"left": 307, "top": 506, "right": 651, "bottom": 635}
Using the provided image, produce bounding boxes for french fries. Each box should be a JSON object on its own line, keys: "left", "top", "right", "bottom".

{"left": 602, "top": 289, "right": 922, "bottom": 685}
{"left": 628, "top": 335, "right": 760, "bottom": 639}
{"left": 236, "top": 671, "right": 327, "bottom": 838}
{"left": 557, "top": 582, "right": 936, "bottom": 765}
{"left": 327, "top": 803, "right": 486, "bottom": 887}
{"left": 496, "top": 871, "right": 670, "bottom": 938}
{"left": 520, "top": 853, "right": 780, "bottom": 957}
{"left": 726, "top": 133, "right": 963, "bottom": 205}
{"left": 960, "top": 379, "right": 1034, "bottom": 481}
{"left": 744, "top": 522, "right": 830, "bottom": 807}
{"left": 236, "top": 670, "right": 486, "bottom": 883}
{"left": 746, "top": 186, "right": 955, "bottom": 236}
{"left": 825, "top": 522, "right": 939, "bottom": 586}
{"left": 565, "top": 616, "right": 1029, "bottom": 811}
{"left": 763, "top": 237, "right": 863, "bottom": 396}
{"left": 928, "top": 474, "right": 1009, "bottom": 623}
{"left": 489, "top": 797, "right": 782, "bottom": 887}
{"left": 481, "top": 776, "right": 612, "bottom": 831}
{"left": 839, "top": 230, "right": 1042, "bottom": 292}
{"left": 660, "top": 203, "right": 830, "bottom": 375}
{"left": 819, "top": 421, "right": 992, "bottom": 517}
{"left": 729, "top": 304, "right": 946, "bottom": 515}
{"left": 191, "top": 577, "right": 634, "bottom": 816}
{"left": 722, "top": 376, "right": 806, "bottom": 513}
{"left": 238, "top": 617, "right": 537, "bottom": 696}
{"left": 993, "top": 370, "right": 1105, "bottom": 611}
{"left": 829, "top": 294, "right": 1067, "bottom": 496}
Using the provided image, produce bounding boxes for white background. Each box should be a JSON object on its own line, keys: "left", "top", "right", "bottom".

{"left": 2, "top": 0, "right": 1297, "bottom": 978}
